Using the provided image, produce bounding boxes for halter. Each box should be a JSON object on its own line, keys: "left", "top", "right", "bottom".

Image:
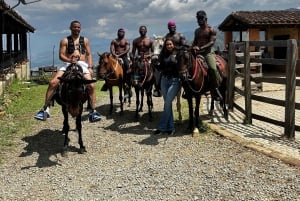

{"left": 182, "top": 51, "right": 206, "bottom": 94}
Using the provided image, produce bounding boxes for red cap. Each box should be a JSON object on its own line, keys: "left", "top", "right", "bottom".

{"left": 167, "top": 20, "right": 176, "bottom": 27}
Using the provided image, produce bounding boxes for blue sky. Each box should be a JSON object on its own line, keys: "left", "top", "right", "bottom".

{"left": 5, "top": 0, "right": 300, "bottom": 69}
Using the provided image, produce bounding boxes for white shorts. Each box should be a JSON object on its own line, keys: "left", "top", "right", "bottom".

{"left": 59, "top": 61, "right": 89, "bottom": 74}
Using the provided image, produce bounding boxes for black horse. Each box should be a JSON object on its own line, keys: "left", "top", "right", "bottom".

{"left": 53, "top": 63, "right": 96, "bottom": 156}
{"left": 131, "top": 54, "right": 155, "bottom": 121}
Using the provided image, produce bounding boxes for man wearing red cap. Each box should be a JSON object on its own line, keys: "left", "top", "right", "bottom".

{"left": 153, "top": 20, "right": 186, "bottom": 97}
{"left": 165, "top": 20, "right": 186, "bottom": 49}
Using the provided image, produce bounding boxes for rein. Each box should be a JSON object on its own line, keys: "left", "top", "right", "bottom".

{"left": 133, "top": 56, "right": 152, "bottom": 87}
{"left": 186, "top": 54, "right": 205, "bottom": 94}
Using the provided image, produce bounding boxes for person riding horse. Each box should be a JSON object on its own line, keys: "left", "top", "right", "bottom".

{"left": 153, "top": 20, "right": 187, "bottom": 97}
{"left": 34, "top": 20, "right": 101, "bottom": 122}
{"left": 101, "top": 28, "right": 131, "bottom": 96}
{"left": 130, "top": 25, "right": 155, "bottom": 120}
{"left": 191, "top": 10, "right": 222, "bottom": 101}
{"left": 130, "top": 25, "right": 153, "bottom": 60}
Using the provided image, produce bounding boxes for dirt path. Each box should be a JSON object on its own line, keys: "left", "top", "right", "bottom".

{"left": 0, "top": 92, "right": 299, "bottom": 200}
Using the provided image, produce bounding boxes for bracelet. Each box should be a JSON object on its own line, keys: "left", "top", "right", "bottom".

{"left": 88, "top": 66, "right": 93, "bottom": 69}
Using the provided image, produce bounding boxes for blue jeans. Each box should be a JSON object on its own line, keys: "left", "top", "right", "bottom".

{"left": 157, "top": 76, "right": 181, "bottom": 131}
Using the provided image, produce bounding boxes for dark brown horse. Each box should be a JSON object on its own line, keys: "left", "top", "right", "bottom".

{"left": 53, "top": 63, "right": 96, "bottom": 156}
{"left": 131, "top": 54, "right": 155, "bottom": 121}
{"left": 97, "top": 52, "right": 129, "bottom": 114}
{"left": 177, "top": 47, "right": 228, "bottom": 134}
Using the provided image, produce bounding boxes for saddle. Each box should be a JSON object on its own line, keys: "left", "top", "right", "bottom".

{"left": 195, "top": 54, "right": 226, "bottom": 82}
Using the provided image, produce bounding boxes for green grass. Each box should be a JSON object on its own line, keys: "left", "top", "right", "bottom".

{"left": 0, "top": 79, "right": 105, "bottom": 164}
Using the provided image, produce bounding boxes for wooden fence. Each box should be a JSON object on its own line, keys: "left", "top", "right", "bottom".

{"left": 227, "top": 39, "right": 299, "bottom": 140}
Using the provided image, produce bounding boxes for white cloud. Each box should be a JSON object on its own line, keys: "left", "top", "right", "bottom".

{"left": 5, "top": 0, "right": 300, "bottom": 67}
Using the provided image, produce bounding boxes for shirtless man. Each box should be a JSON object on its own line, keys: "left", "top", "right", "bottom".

{"left": 101, "top": 28, "right": 131, "bottom": 91}
{"left": 110, "top": 28, "right": 130, "bottom": 73}
{"left": 192, "top": 10, "right": 221, "bottom": 100}
{"left": 153, "top": 20, "right": 187, "bottom": 97}
{"left": 131, "top": 25, "right": 153, "bottom": 59}
{"left": 34, "top": 20, "right": 101, "bottom": 122}
{"left": 165, "top": 20, "right": 186, "bottom": 49}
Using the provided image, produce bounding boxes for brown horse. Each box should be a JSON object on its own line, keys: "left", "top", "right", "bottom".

{"left": 177, "top": 47, "right": 228, "bottom": 134}
{"left": 131, "top": 54, "right": 155, "bottom": 121}
{"left": 97, "top": 52, "right": 126, "bottom": 114}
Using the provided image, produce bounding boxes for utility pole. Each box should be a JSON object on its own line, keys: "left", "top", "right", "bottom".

{"left": 52, "top": 45, "right": 55, "bottom": 67}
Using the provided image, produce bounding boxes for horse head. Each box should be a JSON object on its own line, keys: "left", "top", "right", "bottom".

{"left": 151, "top": 35, "right": 164, "bottom": 66}
{"left": 97, "top": 52, "right": 123, "bottom": 80}
{"left": 58, "top": 63, "right": 96, "bottom": 117}
{"left": 131, "top": 54, "right": 153, "bottom": 87}
{"left": 177, "top": 46, "right": 192, "bottom": 81}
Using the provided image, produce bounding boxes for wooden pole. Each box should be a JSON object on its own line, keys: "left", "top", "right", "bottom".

{"left": 244, "top": 41, "right": 252, "bottom": 124}
{"left": 227, "top": 42, "right": 236, "bottom": 110}
{"left": 284, "top": 39, "right": 297, "bottom": 139}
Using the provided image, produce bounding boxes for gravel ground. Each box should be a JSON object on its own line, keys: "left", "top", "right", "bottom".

{"left": 0, "top": 93, "right": 299, "bottom": 201}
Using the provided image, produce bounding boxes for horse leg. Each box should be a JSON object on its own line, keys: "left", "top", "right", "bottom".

{"left": 194, "top": 96, "right": 202, "bottom": 131}
{"left": 209, "top": 92, "right": 215, "bottom": 116}
{"left": 139, "top": 88, "right": 144, "bottom": 112}
{"left": 76, "top": 109, "right": 86, "bottom": 154}
{"left": 109, "top": 87, "right": 113, "bottom": 114}
{"left": 119, "top": 85, "right": 123, "bottom": 114}
{"left": 219, "top": 82, "right": 228, "bottom": 120}
{"left": 134, "top": 87, "right": 140, "bottom": 120}
{"left": 62, "top": 105, "right": 70, "bottom": 157}
{"left": 176, "top": 88, "right": 182, "bottom": 123}
{"left": 146, "top": 88, "right": 153, "bottom": 121}
{"left": 187, "top": 97, "right": 194, "bottom": 132}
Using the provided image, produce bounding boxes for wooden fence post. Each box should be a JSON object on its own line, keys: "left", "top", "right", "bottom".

{"left": 284, "top": 39, "right": 297, "bottom": 139}
{"left": 227, "top": 42, "right": 236, "bottom": 110}
{"left": 244, "top": 41, "right": 252, "bottom": 124}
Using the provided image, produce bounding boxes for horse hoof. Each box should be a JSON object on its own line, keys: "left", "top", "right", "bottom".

{"left": 192, "top": 128, "right": 199, "bottom": 137}
{"left": 62, "top": 150, "right": 68, "bottom": 157}
{"left": 79, "top": 147, "right": 87, "bottom": 154}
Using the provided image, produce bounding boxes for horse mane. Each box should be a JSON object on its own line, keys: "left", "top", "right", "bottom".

{"left": 63, "top": 63, "right": 84, "bottom": 81}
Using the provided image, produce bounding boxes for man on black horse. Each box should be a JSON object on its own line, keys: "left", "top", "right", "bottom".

{"left": 101, "top": 28, "right": 131, "bottom": 97}
{"left": 153, "top": 20, "right": 186, "bottom": 97}
{"left": 131, "top": 25, "right": 153, "bottom": 60}
{"left": 191, "top": 10, "right": 222, "bottom": 101}
{"left": 34, "top": 20, "right": 101, "bottom": 122}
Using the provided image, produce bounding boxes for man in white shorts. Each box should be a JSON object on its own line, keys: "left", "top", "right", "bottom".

{"left": 34, "top": 20, "right": 101, "bottom": 122}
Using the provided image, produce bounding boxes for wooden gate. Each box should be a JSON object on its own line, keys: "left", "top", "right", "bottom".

{"left": 227, "top": 39, "right": 299, "bottom": 140}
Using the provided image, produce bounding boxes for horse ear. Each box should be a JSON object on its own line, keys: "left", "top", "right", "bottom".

{"left": 97, "top": 52, "right": 101, "bottom": 56}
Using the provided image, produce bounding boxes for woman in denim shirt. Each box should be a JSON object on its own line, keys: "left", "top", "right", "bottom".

{"left": 153, "top": 38, "right": 181, "bottom": 135}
